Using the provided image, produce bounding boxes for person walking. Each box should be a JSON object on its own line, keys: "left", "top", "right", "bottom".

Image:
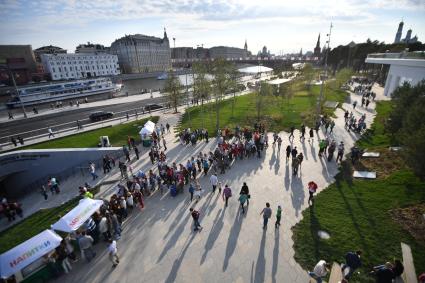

{"left": 329, "top": 120, "right": 335, "bottom": 134}
{"left": 352, "top": 100, "right": 357, "bottom": 109}
{"left": 336, "top": 141, "right": 345, "bottom": 163}
{"left": 78, "top": 231, "right": 96, "bottom": 262}
{"left": 107, "top": 239, "right": 120, "bottom": 268}
{"left": 166, "top": 122, "right": 170, "bottom": 133}
{"left": 277, "top": 136, "right": 282, "bottom": 151}
{"left": 291, "top": 146, "right": 298, "bottom": 162}
{"left": 308, "top": 128, "right": 314, "bottom": 143}
{"left": 238, "top": 193, "right": 248, "bottom": 214}
{"left": 260, "top": 203, "right": 272, "bottom": 229}
{"left": 308, "top": 181, "right": 318, "bottom": 206}
{"left": 275, "top": 205, "right": 282, "bottom": 228}
{"left": 288, "top": 126, "right": 295, "bottom": 141}
{"left": 48, "top": 128, "right": 55, "bottom": 139}
{"left": 297, "top": 153, "right": 304, "bottom": 172}
{"left": 89, "top": 162, "right": 98, "bottom": 180}
{"left": 292, "top": 156, "right": 300, "bottom": 176}
{"left": 134, "top": 146, "right": 140, "bottom": 160}
{"left": 222, "top": 184, "right": 232, "bottom": 207}
{"left": 285, "top": 145, "right": 291, "bottom": 162}
{"left": 188, "top": 182, "right": 195, "bottom": 202}
{"left": 308, "top": 260, "right": 331, "bottom": 283}
{"left": 8, "top": 111, "right": 14, "bottom": 120}
{"left": 189, "top": 208, "right": 202, "bottom": 231}
{"left": 210, "top": 173, "right": 218, "bottom": 193}
{"left": 240, "top": 182, "right": 250, "bottom": 205}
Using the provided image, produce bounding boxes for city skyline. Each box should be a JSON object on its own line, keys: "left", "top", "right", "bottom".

{"left": 1, "top": 0, "right": 425, "bottom": 54}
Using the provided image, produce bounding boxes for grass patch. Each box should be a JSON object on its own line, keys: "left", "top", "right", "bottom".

{"left": 0, "top": 186, "right": 101, "bottom": 253}
{"left": 179, "top": 85, "right": 348, "bottom": 133}
{"left": 24, "top": 116, "right": 159, "bottom": 149}
{"left": 292, "top": 100, "right": 425, "bottom": 282}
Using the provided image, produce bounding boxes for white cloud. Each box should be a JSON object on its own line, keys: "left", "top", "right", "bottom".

{"left": 0, "top": 0, "right": 423, "bottom": 53}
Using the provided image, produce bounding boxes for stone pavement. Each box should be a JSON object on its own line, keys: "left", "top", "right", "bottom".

{"left": 46, "top": 90, "right": 381, "bottom": 283}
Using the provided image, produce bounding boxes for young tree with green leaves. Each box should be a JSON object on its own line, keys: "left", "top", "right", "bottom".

{"left": 192, "top": 62, "right": 212, "bottom": 127}
{"left": 301, "top": 63, "right": 315, "bottom": 91}
{"left": 163, "top": 70, "right": 183, "bottom": 113}
{"left": 256, "top": 82, "right": 272, "bottom": 122}
{"left": 211, "top": 58, "right": 232, "bottom": 134}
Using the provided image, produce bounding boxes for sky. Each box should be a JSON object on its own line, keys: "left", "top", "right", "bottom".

{"left": 0, "top": 0, "right": 424, "bottom": 55}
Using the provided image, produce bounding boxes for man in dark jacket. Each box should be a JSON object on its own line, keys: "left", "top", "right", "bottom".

{"left": 341, "top": 250, "right": 362, "bottom": 279}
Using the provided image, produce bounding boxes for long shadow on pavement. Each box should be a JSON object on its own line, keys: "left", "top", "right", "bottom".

{"left": 222, "top": 209, "right": 244, "bottom": 271}
{"left": 200, "top": 208, "right": 225, "bottom": 264}
{"left": 254, "top": 229, "right": 267, "bottom": 283}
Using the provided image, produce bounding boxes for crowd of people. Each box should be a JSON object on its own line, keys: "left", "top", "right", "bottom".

{"left": 0, "top": 197, "right": 23, "bottom": 223}
{"left": 309, "top": 250, "right": 413, "bottom": 283}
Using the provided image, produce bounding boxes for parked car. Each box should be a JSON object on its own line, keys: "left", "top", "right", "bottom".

{"left": 144, "top": 104, "right": 163, "bottom": 111}
{"left": 89, "top": 111, "right": 114, "bottom": 122}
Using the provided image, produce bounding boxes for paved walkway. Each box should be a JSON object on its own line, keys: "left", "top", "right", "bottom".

{"left": 40, "top": 89, "right": 382, "bottom": 283}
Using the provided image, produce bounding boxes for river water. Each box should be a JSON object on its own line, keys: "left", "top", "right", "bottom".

{"left": 122, "top": 74, "right": 194, "bottom": 95}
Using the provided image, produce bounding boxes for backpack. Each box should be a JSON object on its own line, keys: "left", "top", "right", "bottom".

{"left": 189, "top": 185, "right": 195, "bottom": 193}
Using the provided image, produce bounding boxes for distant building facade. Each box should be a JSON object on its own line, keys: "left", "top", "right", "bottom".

{"left": 171, "top": 47, "right": 195, "bottom": 61}
{"left": 110, "top": 30, "right": 171, "bottom": 74}
{"left": 0, "top": 45, "right": 38, "bottom": 85}
{"left": 33, "top": 45, "right": 67, "bottom": 62}
{"left": 41, "top": 53, "right": 119, "bottom": 81}
{"left": 209, "top": 46, "right": 248, "bottom": 59}
{"left": 76, "top": 42, "right": 108, "bottom": 54}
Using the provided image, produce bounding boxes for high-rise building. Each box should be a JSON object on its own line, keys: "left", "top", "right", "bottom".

{"left": 394, "top": 21, "right": 404, "bottom": 43}
{"left": 313, "top": 33, "right": 321, "bottom": 57}
{"left": 110, "top": 29, "right": 171, "bottom": 74}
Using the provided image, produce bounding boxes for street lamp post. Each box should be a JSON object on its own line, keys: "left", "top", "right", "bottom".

{"left": 8, "top": 67, "right": 28, "bottom": 118}
{"left": 185, "top": 65, "right": 191, "bottom": 127}
{"left": 316, "top": 23, "right": 333, "bottom": 121}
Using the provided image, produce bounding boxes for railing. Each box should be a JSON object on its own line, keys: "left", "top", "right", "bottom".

{"left": 367, "top": 51, "right": 425, "bottom": 59}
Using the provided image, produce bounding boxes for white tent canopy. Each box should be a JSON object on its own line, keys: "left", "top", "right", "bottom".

{"left": 51, "top": 198, "right": 103, "bottom": 232}
{"left": 0, "top": 230, "right": 62, "bottom": 278}
{"left": 139, "top": 120, "right": 156, "bottom": 139}
{"left": 238, "top": 66, "right": 273, "bottom": 74}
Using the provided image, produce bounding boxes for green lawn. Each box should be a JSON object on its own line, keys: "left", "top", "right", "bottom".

{"left": 179, "top": 84, "right": 348, "bottom": 133}
{"left": 25, "top": 116, "right": 159, "bottom": 149}
{"left": 0, "top": 197, "right": 79, "bottom": 253}
{"left": 292, "top": 101, "right": 425, "bottom": 282}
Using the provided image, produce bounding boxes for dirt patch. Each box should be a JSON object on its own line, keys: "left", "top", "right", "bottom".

{"left": 353, "top": 149, "right": 405, "bottom": 179}
{"left": 390, "top": 203, "right": 425, "bottom": 246}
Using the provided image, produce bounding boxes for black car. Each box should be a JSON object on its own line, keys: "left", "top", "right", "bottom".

{"left": 89, "top": 111, "right": 114, "bottom": 122}
{"left": 144, "top": 104, "right": 163, "bottom": 111}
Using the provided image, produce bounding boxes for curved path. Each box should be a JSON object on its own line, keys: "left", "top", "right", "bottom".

{"left": 48, "top": 89, "right": 381, "bottom": 283}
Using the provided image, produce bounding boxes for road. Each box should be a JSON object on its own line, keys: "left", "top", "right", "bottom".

{"left": 0, "top": 96, "right": 166, "bottom": 144}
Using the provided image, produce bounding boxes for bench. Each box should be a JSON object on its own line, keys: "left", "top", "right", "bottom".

{"left": 329, "top": 262, "right": 343, "bottom": 283}
{"left": 362, "top": 152, "right": 380, "bottom": 157}
{"left": 353, "top": 171, "right": 377, "bottom": 179}
{"left": 401, "top": 242, "right": 418, "bottom": 283}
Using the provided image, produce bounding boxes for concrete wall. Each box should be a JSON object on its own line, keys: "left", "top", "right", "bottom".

{"left": 384, "top": 64, "right": 425, "bottom": 96}
{"left": 0, "top": 148, "right": 122, "bottom": 197}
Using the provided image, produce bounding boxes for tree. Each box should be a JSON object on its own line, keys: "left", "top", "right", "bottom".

{"left": 192, "top": 62, "right": 211, "bottom": 127}
{"left": 163, "top": 70, "right": 183, "bottom": 113}
{"left": 332, "top": 68, "right": 353, "bottom": 90}
{"left": 256, "top": 82, "right": 272, "bottom": 122}
{"left": 228, "top": 64, "right": 239, "bottom": 118}
{"left": 387, "top": 80, "right": 425, "bottom": 180}
{"left": 211, "top": 58, "right": 233, "bottom": 134}
{"left": 301, "top": 63, "right": 315, "bottom": 91}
